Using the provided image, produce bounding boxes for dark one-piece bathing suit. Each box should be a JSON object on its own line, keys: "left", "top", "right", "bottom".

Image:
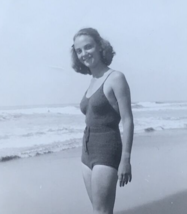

{"left": 80, "top": 71, "right": 122, "bottom": 170}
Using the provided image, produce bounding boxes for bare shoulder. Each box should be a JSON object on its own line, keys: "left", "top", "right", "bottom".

{"left": 109, "top": 70, "right": 129, "bottom": 89}
{"left": 111, "top": 70, "right": 125, "bottom": 78}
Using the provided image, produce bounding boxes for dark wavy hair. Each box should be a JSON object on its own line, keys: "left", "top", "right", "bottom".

{"left": 71, "top": 28, "right": 115, "bottom": 75}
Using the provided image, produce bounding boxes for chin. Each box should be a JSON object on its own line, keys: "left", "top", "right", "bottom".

{"left": 87, "top": 61, "right": 99, "bottom": 69}
{"left": 84, "top": 62, "right": 94, "bottom": 68}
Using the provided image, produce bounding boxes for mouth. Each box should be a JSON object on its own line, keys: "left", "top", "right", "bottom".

{"left": 85, "top": 58, "right": 91, "bottom": 62}
{"left": 83, "top": 54, "right": 92, "bottom": 61}
{"left": 83, "top": 56, "right": 92, "bottom": 63}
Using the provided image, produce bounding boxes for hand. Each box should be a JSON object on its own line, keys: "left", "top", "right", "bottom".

{"left": 118, "top": 161, "right": 132, "bottom": 187}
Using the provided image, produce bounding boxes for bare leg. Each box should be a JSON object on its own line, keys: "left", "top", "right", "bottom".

{"left": 81, "top": 163, "right": 93, "bottom": 204}
{"left": 91, "top": 165, "right": 118, "bottom": 214}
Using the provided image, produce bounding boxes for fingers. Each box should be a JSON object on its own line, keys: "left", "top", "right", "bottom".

{"left": 129, "top": 173, "right": 132, "bottom": 182}
{"left": 119, "top": 174, "right": 124, "bottom": 187}
{"left": 120, "top": 174, "right": 126, "bottom": 187}
{"left": 119, "top": 173, "right": 132, "bottom": 187}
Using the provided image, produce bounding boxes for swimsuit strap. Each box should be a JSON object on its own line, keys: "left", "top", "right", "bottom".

{"left": 84, "top": 70, "right": 114, "bottom": 99}
{"left": 101, "top": 70, "right": 114, "bottom": 88}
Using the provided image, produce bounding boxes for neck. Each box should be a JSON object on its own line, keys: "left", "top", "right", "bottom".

{"left": 89, "top": 63, "right": 110, "bottom": 78}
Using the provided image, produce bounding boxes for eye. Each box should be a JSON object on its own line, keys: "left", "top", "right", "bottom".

{"left": 76, "top": 49, "right": 81, "bottom": 54}
{"left": 85, "top": 44, "right": 92, "bottom": 50}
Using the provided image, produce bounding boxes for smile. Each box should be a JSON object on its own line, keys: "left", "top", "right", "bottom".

{"left": 83, "top": 55, "right": 92, "bottom": 61}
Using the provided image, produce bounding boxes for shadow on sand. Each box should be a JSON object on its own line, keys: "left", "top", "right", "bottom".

{"left": 115, "top": 190, "right": 187, "bottom": 214}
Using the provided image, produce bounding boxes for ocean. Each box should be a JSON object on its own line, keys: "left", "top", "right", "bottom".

{"left": 0, "top": 101, "right": 187, "bottom": 161}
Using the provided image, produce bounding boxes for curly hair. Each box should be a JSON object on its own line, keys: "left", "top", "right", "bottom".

{"left": 71, "top": 28, "right": 115, "bottom": 75}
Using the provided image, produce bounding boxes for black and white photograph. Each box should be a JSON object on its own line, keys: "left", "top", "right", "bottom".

{"left": 0, "top": 1, "right": 187, "bottom": 214}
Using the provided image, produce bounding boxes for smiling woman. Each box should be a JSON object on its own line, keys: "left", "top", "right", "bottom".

{"left": 74, "top": 35, "right": 101, "bottom": 69}
{"left": 71, "top": 28, "right": 134, "bottom": 214}
{"left": 71, "top": 28, "right": 115, "bottom": 75}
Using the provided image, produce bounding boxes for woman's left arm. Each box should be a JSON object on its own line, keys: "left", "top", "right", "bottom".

{"left": 111, "top": 71, "right": 134, "bottom": 187}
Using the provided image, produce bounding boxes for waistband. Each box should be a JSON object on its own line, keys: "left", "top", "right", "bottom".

{"left": 83, "top": 125, "right": 119, "bottom": 154}
{"left": 84, "top": 125, "right": 119, "bottom": 133}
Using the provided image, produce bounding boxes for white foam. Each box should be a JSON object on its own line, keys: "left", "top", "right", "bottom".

{"left": 134, "top": 101, "right": 187, "bottom": 111}
{"left": 134, "top": 116, "right": 187, "bottom": 133}
{"left": 0, "top": 102, "right": 187, "bottom": 161}
{"left": 0, "top": 106, "right": 81, "bottom": 115}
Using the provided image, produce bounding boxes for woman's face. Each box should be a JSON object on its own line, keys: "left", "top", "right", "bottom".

{"left": 74, "top": 35, "right": 102, "bottom": 68}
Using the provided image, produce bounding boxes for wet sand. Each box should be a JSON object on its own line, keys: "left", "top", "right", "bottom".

{"left": 0, "top": 129, "right": 187, "bottom": 214}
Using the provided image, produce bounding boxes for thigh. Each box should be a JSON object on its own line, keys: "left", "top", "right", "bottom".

{"left": 91, "top": 165, "right": 118, "bottom": 211}
{"left": 81, "top": 163, "right": 93, "bottom": 203}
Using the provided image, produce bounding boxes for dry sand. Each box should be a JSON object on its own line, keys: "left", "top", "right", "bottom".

{"left": 0, "top": 129, "right": 187, "bottom": 214}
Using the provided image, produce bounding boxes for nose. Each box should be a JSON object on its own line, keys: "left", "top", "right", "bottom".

{"left": 81, "top": 49, "right": 88, "bottom": 59}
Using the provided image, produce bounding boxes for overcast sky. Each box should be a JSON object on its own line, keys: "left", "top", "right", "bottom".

{"left": 0, "top": 0, "right": 187, "bottom": 106}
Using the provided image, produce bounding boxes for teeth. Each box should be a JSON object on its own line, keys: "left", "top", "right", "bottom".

{"left": 82, "top": 55, "right": 92, "bottom": 61}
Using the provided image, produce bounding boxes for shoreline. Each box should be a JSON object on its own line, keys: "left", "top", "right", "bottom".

{"left": 0, "top": 129, "right": 187, "bottom": 213}
{"left": 0, "top": 128, "right": 187, "bottom": 163}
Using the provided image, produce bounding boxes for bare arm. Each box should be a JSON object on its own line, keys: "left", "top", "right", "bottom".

{"left": 111, "top": 71, "right": 134, "bottom": 186}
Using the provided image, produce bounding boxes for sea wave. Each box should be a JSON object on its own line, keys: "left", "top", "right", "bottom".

{"left": 0, "top": 106, "right": 81, "bottom": 116}
{"left": 1, "top": 102, "right": 187, "bottom": 119}
{"left": 134, "top": 116, "right": 187, "bottom": 133}
{"left": 0, "top": 138, "right": 82, "bottom": 162}
{"left": 133, "top": 101, "right": 187, "bottom": 111}
{"left": 0, "top": 102, "right": 187, "bottom": 162}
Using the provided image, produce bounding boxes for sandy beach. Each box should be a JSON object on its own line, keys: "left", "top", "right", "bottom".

{"left": 0, "top": 129, "right": 187, "bottom": 214}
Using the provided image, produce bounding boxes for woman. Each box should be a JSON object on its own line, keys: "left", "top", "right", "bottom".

{"left": 71, "top": 28, "right": 134, "bottom": 214}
